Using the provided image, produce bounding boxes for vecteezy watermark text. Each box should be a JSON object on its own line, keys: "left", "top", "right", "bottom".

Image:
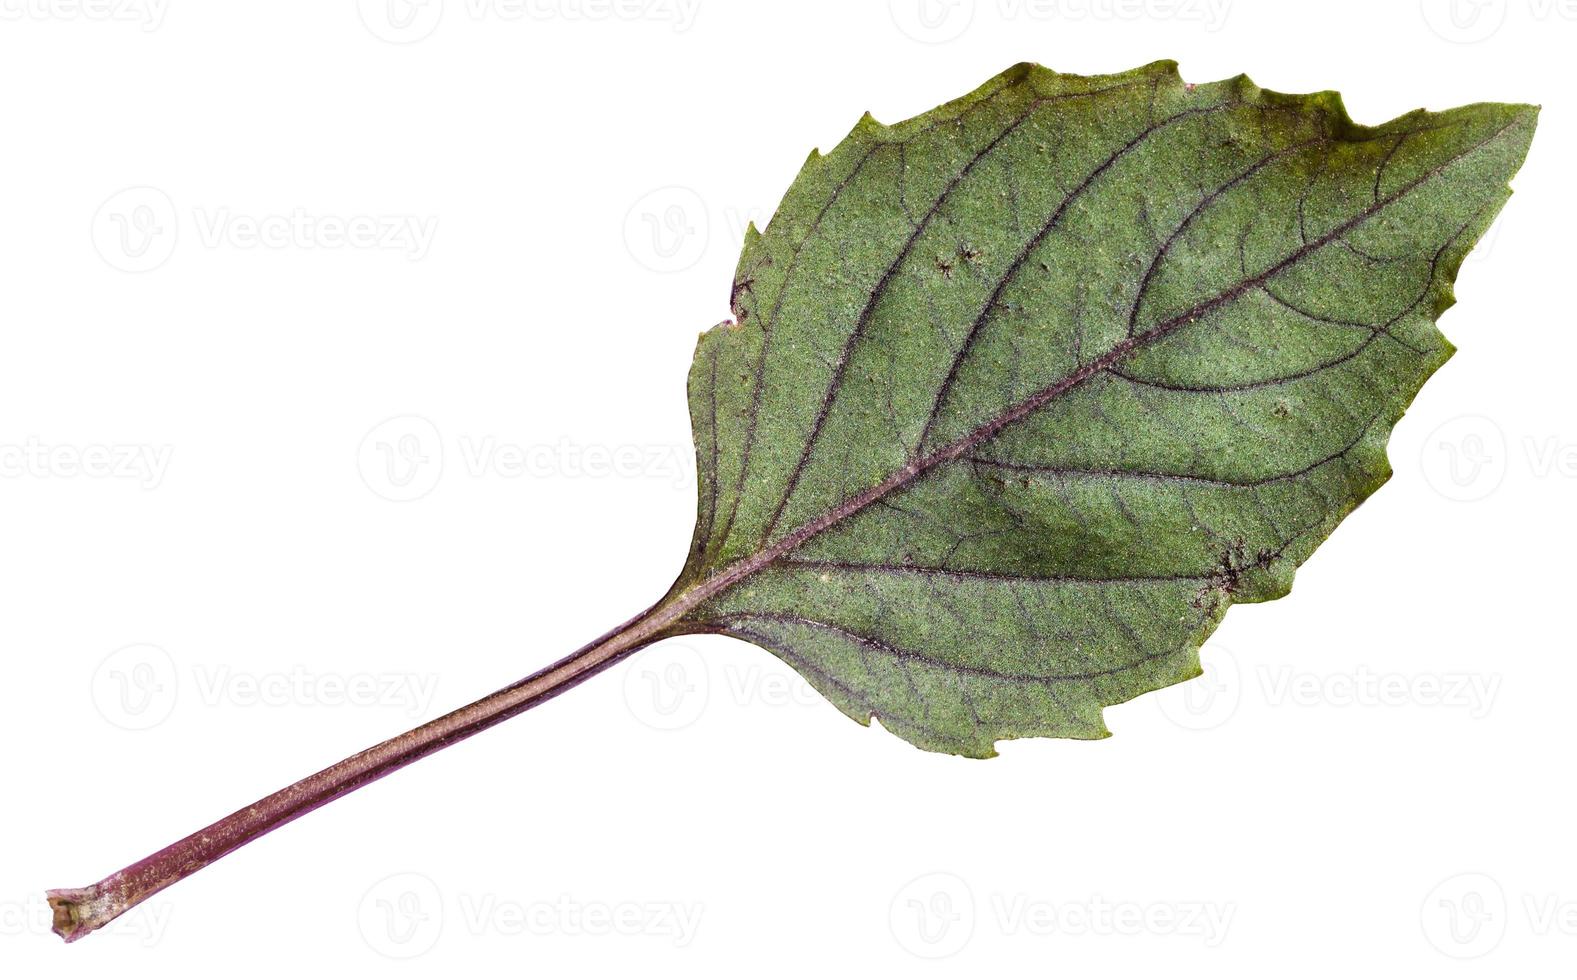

{"left": 1155, "top": 643, "right": 1503, "bottom": 731}
{"left": 357, "top": 872, "right": 703, "bottom": 958}
{"left": 1422, "top": 872, "right": 1577, "bottom": 959}
{"left": 1, "top": 895, "right": 172, "bottom": 945}
{"left": 357, "top": 0, "right": 701, "bottom": 43}
{"left": 0, "top": 0, "right": 168, "bottom": 30}
{"left": 1418, "top": 415, "right": 1577, "bottom": 502}
{"left": 357, "top": 415, "right": 693, "bottom": 502}
{"left": 889, "top": 872, "right": 1234, "bottom": 958}
{"left": 92, "top": 643, "right": 441, "bottom": 730}
{"left": 191, "top": 208, "right": 437, "bottom": 259}
{"left": 92, "top": 187, "right": 436, "bottom": 272}
{"left": 1421, "top": 0, "right": 1577, "bottom": 43}
{"left": 0, "top": 438, "right": 171, "bottom": 489}
{"left": 622, "top": 642, "right": 823, "bottom": 731}
{"left": 890, "top": 0, "right": 1230, "bottom": 43}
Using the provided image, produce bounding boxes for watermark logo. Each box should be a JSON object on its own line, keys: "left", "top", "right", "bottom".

{"left": 1157, "top": 645, "right": 1500, "bottom": 730}
{"left": 357, "top": 874, "right": 702, "bottom": 954}
{"left": 623, "top": 185, "right": 709, "bottom": 273}
{"left": 1421, "top": 873, "right": 1506, "bottom": 959}
{"left": 92, "top": 187, "right": 436, "bottom": 271}
{"left": 358, "top": 0, "right": 701, "bottom": 42}
{"left": 358, "top": 0, "right": 445, "bottom": 42}
{"left": 890, "top": 873, "right": 1234, "bottom": 957}
{"left": 1155, "top": 642, "right": 1239, "bottom": 730}
{"left": 92, "top": 187, "right": 178, "bottom": 273}
{"left": 91, "top": 646, "right": 440, "bottom": 729}
{"left": 358, "top": 416, "right": 445, "bottom": 502}
{"left": 623, "top": 643, "right": 709, "bottom": 730}
{"left": 1422, "top": 0, "right": 1577, "bottom": 42}
{"left": 616, "top": 187, "right": 760, "bottom": 275}
{"left": 356, "top": 416, "right": 692, "bottom": 501}
{"left": 889, "top": 0, "right": 975, "bottom": 42}
{"left": 1420, "top": 415, "right": 1507, "bottom": 502}
{"left": 1420, "top": 0, "right": 1509, "bottom": 41}
{"left": 1419, "top": 873, "right": 1577, "bottom": 958}
{"left": 1414, "top": 414, "right": 1577, "bottom": 502}
{"left": 91, "top": 643, "right": 179, "bottom": 731}
{"left": 1003, "top": 0, "right": 1231, "bottom": 28}
{"left": 621, "top": 646, "right": 823, "bottom": 731}
{"left": 889, "top": 872, "right": 976, "bottom": 958}
{"left": 893, "top": 0, "right": 1230, "bottom": 42}
{"left": 359, "top": 872, "right": 445, "bottom": 959}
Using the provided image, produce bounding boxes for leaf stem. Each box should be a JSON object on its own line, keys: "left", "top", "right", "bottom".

{"left": 48, "top": 398, "right": 945, "bottom": 942}
{"left": 45, "top": 597, "right": 682, "bottom": 943}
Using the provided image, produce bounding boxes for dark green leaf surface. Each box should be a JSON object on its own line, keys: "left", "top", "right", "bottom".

{"left": 667, "top": 61, "right": 1536, "bottom": 757}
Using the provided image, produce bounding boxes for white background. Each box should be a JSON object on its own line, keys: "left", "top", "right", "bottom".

{"left": 0, "top": 0, "right": 1568, "bottom": 974}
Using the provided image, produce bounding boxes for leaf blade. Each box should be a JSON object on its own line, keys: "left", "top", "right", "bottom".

{"left": 674, "top": 63, "right": 1536, "bottom": 756}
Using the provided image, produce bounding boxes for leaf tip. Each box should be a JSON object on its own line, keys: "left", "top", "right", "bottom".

{"left": 1503, "top": 102, "right": 1542, "bottom": 143}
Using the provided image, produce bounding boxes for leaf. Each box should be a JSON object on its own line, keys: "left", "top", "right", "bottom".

{"left": 44, "top": 61, "right": 1540, "bottom": 943}
{"left": 666, "top": 61, "right": 1536, "bottom": 757}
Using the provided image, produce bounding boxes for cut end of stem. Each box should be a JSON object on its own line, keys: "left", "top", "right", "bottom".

{"left": 46, "top": 885, "right": 120, "bottom": 944}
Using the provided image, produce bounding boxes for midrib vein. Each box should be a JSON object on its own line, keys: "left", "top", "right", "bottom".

{"left": 653, "top": 113, "right": 1525, "bottom": 634}
{"left": 758, "top": 98, "right": 1233, "bottom": 547}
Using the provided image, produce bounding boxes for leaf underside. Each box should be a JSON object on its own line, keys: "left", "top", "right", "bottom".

{"left": 667, "top": 61, "right": 1536, "bottom": 757}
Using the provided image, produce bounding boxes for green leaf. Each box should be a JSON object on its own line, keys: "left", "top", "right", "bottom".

{"left": 39, "top": 62, "right": 1542, "bottom": 939}
{"left": 667, "top": 61, "right": 1537, "bottom": 757}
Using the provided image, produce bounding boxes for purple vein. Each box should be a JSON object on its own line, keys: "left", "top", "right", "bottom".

{"left": 708, "top": 68, "right": 1041, "bottom": 560}
{"left": 1124, "top": 135, "right": 1327, "bottom": 340}
{"left": 754, "top": 97, "right": 1050, "bottom": 547}
{"left": 1111, "top": 204, "right": 1482, "bottom": 394}
{"left": 753, "top": 76, "right": 1167, "bottom": 550}
{"left": 912, "top": 103, "right": 1240, "bottom": 457}
{"left": 967, "top": 402, "right": 1383, "bottom": 488}
{"left": 715, "top": 611, "right": 1178, "bottom": 683}
{"left": 693, "top": 338, "right": 722, "bottom": 556}
{"left": 664, "top": 114, "right": 1524, "bottom": 627}
{"left": 772, "top": 557, "right": 1211, "bottom": 584}
{"left": 706, "top": 144, "right": 883, "bottom": 558}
